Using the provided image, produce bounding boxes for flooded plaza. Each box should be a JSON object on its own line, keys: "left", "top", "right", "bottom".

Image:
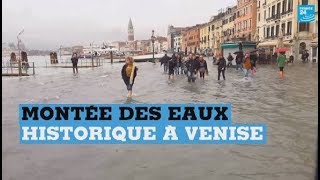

{"left": 2, "top": 56, "right": 318, "bottom": 180}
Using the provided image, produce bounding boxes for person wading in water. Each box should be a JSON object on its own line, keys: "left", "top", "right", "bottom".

{"left": 121, "top": 57, "right": 138, "bottom": 98}
{"left": 216, "top": 53, "right": 226, "bottom": 80}
{"left": 185, "top": 53, "right": 200, "bottom": 83}
{"left": 168, "top": 53, "right": 177, "bottom": 80}
{"left": 160, "top": 53, "right": 170, "bottom": 73}
{"left": 198, "top": 55, "right": 208, "bottom": 80}
{"left": 227, "top": 53, "right": 234, "bottom": 68}
{"left": 243, "top": 53, "right": 252, "bottom": 78}
{"left": 277, "top": 51, "right": 286, "bottom": 78}
{"left": 71, "top": 53, "right": 79, "bottom": 74}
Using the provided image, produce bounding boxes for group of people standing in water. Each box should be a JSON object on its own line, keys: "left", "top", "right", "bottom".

{"left": 67, "top": 49, "right": 286, "bottom": 98}
{"left": 160, "top": 53, "right": 212, "bottom": 82}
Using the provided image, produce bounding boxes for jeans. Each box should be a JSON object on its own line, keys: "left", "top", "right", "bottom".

{"left": 243, "top": 69, "right": 249, "bottom": 77}
{"left": 187, "top": 71, "right": 196, "bottom": 82}
{"left": 236, "top": 63, "right": 243, "bottom": 70}
{"left": 163, "top": 64, "right": 168, "bottom": 73}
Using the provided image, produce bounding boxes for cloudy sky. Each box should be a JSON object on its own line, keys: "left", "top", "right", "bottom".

{"left": 2, "top": 0, "right": 236, "bottom": 50}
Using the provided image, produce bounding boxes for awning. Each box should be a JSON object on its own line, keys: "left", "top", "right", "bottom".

{"left": 257, "top": 41, "right": 291, "bottom": 47}
{"left": 221, "top": 43, "right": 257, "bottom": 49}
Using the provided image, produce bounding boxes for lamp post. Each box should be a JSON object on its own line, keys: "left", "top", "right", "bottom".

{"left": 17, "top": 29, "right": 24, "bottom": 76}
{"left": 59, "top": 45, "right": 62, "bottom": 63}
{"left": 151, "top": 30, "right": 155, "bottom": 63}
{"left": 90, "top": 41, "right": 94, "bottom": 67}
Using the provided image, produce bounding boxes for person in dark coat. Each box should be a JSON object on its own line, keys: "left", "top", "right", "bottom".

{"left": 235, "top": 51, "right": 243, "bottom": 70}
{"left": 121, "top": 56, "right": 138, "bottom": 98}
{"left": 71, "top": 53, "right": 79, "bottom": 74}
{"left": 216, "top": 53, "right": 226, "bottom": 80}
{"left": 227, "top": 53, "right": 234, "bottom": 68}
{"left": 250, "top": 52, "right": 258, "bottom": 74}
{"left": 176, "top": 54, "right": 182, "bottom": 75}
{"left": 160, "top": 53, "right": 170, "bottom": 73}
{"left": 185, "top": 53, "right": 200, "bottom": 82}
{"left": 198, "top": 55, "right": 208, "bottom": 80}
{"left": 168, "top": 54, "right": 177, "bottom": 79}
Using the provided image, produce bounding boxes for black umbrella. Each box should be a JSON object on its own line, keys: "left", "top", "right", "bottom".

{"left": 249, "top": 49, "right": 259, "bottom": 53}
{"left": 233, "top": 50, "right": 243, "bottom": 54}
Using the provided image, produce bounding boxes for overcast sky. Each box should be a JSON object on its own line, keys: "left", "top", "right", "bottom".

{"left": 2, "top": 0, "right": 236, "bottom": 50}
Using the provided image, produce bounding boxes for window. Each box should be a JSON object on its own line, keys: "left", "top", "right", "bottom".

{"left": 264, "top": 10, "right": 266, "bottom": 20}
{"left": 277, "top": 3, "right": 281, "bottom": 15}
{"left": 249, "top": 19, "right": 252, "bottom": 28}
{"left": 271, "top": 26, "right": 274, "bottom": 37}
{"left": 264, "top": 27, "right": 266, "bottom": 37}
{"left": 299, "top": 22, "right": 310, "bottom": 32}
{"left": 288, "top": 0, "right": 293, "bottom": 11}
{"left": 276, "top": 25, "right": 279, "bottom": 36}
{"left": 266, "top": 27, "right": 270, "bottom": 37}
{"left": 258, "top": 0, "right": 260, "bottom": 7}
{"left": 258, "top": 13, "right": 260, "bottom": 22}
{"left": 282, "top": 0, "right": 287, "bottom": 13}
{"left": 268, "top": 8, "right": 271, "bottom": 18}
{"left": 281, "top": 23, "right": 286, "bottom": 34}
{"left": 302, "top": 0, "right": 308, "bottom": 5}
{"left": 287, "top": 21, "right": 292, "bottom": 35}
{"left": 208, "top": 26, "right": 210, "bottom": 32}
{"left": 272, "top": 5, "right": 275, "bottom": 17}
{"left": 312, "top": 47, "right": 317, "bottom": 57}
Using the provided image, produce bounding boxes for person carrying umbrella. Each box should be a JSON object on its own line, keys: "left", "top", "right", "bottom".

{"left": 227, "top": 53, "right": 234, "bottom": 68}
{"left": 235, "top": 51, "right": 243, "bottom": 70}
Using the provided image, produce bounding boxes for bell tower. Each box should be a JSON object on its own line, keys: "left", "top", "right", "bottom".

{"left": 128, "top": 18, "right": 134, "bottom": 42}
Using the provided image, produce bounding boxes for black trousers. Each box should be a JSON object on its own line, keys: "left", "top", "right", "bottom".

{"left": 72, "top": 63, "right": 78, "bottom": 73}
{"left": 218, "top": 69, "right": 225, "bottom": 80}
{"left": 200, "top": 72, "right": 205, "bottom": 78}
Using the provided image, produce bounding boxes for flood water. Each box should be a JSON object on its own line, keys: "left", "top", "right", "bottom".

{"left": 2, "top": 56, "right": 318, "bottom": 180}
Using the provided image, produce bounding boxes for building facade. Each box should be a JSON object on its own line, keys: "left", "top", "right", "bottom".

{"left": 257, "top": 0, "right": 294, "bottom": 54}
{"left": 211, "top": 14, "right": 224, "bottom": 55}
{"left": 234, "top": 0, "right": 258, "bottom": 41}
{"left": 200, "top": 23, "right": 210, "bottom": 52}
{"left": 167, "top": 25, "right": 186, "bottom": 52}
{"left": 222, "top": 6, "right": 237, "bottom": 43}
{"left": 257, "top": 0, "right": 318, "bottom": 62}
{"left": 173, "top": 34, "right": 183, "bottom": 52}
{"left": 181, "top": 25, "right": 202, "bottom": 54}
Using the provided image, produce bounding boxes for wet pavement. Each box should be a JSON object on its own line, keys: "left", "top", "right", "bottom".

{"left": 2, "top": 56, "right": 318, "bottom": 180}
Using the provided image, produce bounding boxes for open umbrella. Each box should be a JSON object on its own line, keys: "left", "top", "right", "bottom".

{"left": 249, "top": 49, "right": 259, "bottom": 53}
{"left": 233, "top": 50, "right": 243, "bottom": 54}
{"left": 275, "top": 47, "right": 290, "bottom": 53}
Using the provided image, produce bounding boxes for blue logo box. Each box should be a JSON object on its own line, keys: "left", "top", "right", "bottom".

{"left": 298, "top": 5, "right": 315, "bottom": 22}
